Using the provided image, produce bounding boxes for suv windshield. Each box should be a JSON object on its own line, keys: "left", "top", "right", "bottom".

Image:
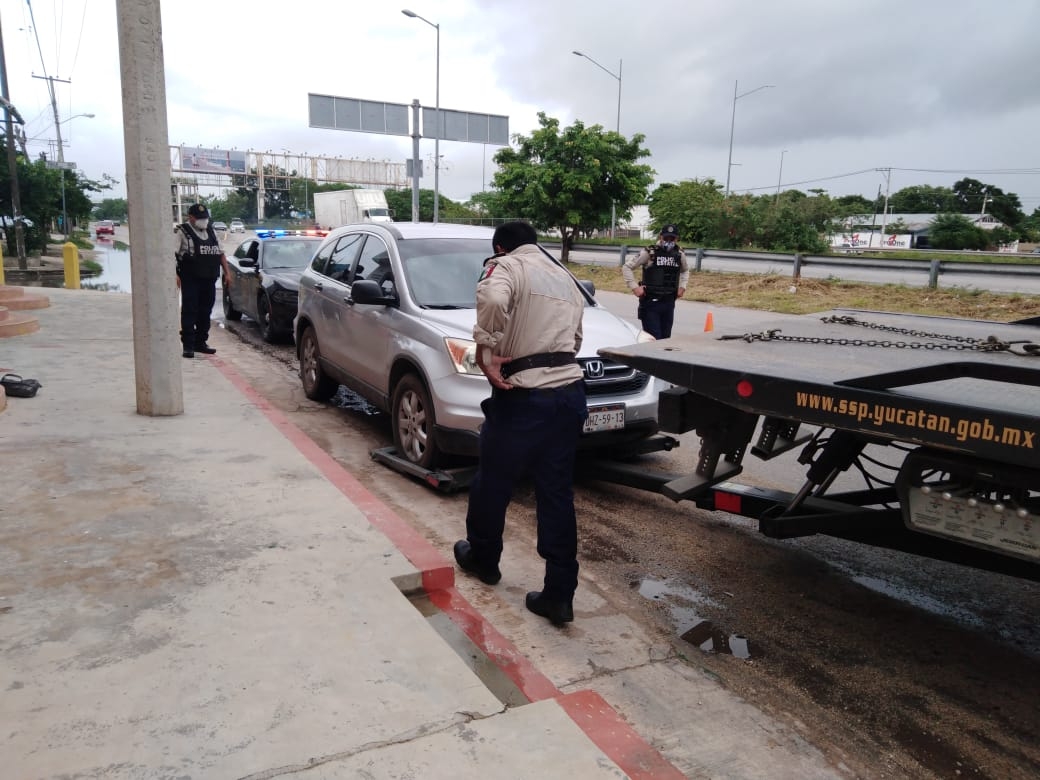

{"left": 398, "top": 238, "right": 589, "bottom": 309}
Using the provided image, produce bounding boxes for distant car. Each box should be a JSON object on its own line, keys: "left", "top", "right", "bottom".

{"left": 223, "top": 229, "right": 326, "bottom": 343}
{"left": 229, "top": 219, "right": 246, "bottom": 233}
{"left": 95, "top": 220, "right": 115, "bottom": 238}
{"left": 295, "top": 222, "right": 661, "bottom": 470}
{"left": 1032, "top": 247, "right": 1040, "bottom": 254}
{"left": 212, "top": 221, "right": 228, "bottom": 233}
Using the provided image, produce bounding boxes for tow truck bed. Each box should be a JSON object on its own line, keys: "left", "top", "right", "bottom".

{"left": 597, "top": 309, "right": 1040, "bottom": 579}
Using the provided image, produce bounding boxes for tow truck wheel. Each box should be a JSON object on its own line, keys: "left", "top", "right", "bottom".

{"left": 257, "top": 293, "right": 277, "bottom": 343}
{"left": 223, "top": 283, "right": 242, "bottom": 321}
{"left": 299, "top": 326, "right": 337, "bottom": 401}
{"left": 391, "top": 373, "right": 442, "bottom": 470}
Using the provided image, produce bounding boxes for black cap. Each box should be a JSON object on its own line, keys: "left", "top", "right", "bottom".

{"left": 187, "top": 203, "right": 209, "bottom": 219}
{"left": 661, "top": 224, "right": 678, "bottom": 237}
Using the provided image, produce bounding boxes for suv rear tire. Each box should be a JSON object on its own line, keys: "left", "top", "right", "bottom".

{"left": 299, "top": 326, "right": 338, "bottom": 401}
{"left": 391, "top": 373, "right": 442, "bottom": 469}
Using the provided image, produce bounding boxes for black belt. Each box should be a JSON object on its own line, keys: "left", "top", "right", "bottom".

{"left": 500, "top": 351, "right": 577, "bottom": 379}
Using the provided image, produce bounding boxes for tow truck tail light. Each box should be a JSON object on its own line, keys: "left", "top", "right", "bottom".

{"left": 714, "top": 491, "right": 742, "bottom": 513}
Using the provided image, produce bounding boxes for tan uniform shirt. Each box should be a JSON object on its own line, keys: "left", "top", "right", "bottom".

{"left": 473, "top": 243, "right": 584, "bottom": 389}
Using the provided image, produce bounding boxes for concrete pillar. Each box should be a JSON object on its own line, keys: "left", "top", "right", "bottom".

{"left": 117, "top": 0, "right": 183, "bottom": 415}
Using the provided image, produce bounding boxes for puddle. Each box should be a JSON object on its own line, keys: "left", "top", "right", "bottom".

{"left": 636, "top": 577, "right": 755, "bottom": 659}
{"left": 679, "top": 621, "right": 753, "bottom": 659}
{"left": 330, "top": 386, "right": 382, "bottom": 416}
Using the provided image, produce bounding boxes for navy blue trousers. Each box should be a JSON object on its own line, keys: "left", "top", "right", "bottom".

{"left": 637, "top": 297, "right": 676, "bottom": 339}
{"left": 180, "top": 275, "right": 217, "bottom": 350}
{"left": 465, "top": 381, "right": 587, "bottom": 601}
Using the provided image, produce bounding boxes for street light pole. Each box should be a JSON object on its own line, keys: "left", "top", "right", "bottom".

{"left": 56, "top": 113, "right": 95, "bottom": 236}
{"left": 573, "top": 50, "right": 622, "bottom": 238}
{"left": 775, "top": 149, "right": 788, "bottom": 203}
{"left": 725, "top": 80, "right": 775, "bottom": 197}
{"left": 402, "top": 9, "right": 440, "bottom": 223}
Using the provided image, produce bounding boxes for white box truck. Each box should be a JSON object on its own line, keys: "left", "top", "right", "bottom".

{"left": 314, "top": 189, "right": 393, "bottom": 228}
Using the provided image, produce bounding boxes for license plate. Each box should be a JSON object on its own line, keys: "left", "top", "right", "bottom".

{"left": 584, "top": 404, "right": 625, "bottom": 433}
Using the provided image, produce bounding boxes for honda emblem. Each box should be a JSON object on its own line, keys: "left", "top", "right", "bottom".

{"left": 583, "top": 360, "right": 605, "bottom": 379}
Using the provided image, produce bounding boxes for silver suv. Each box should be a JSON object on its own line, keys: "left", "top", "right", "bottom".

{"left": 295, "top": 223, "right": 661, "bottom": 469}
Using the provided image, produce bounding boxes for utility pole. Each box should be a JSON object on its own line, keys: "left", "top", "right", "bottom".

{"left": 0, "top": 12, "right": 27, "bottom": 268}
{"left": 32, "top": 75, "right": 71, "bottom": 163}
{"left": 877, "top": 167, "right": 892, "bottom": 247}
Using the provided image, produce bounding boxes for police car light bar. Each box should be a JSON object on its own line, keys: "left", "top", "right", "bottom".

{"left": 255, "top": 229, "right": 328, "bottom": 239}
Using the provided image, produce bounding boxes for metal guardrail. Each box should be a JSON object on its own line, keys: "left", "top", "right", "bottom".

{"left": 543, "top": 243, "right": 1040, "bottom": 288}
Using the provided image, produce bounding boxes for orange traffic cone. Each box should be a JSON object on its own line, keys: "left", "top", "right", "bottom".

{"left": 704, "top": 312, "right": 714, "bottom": 332}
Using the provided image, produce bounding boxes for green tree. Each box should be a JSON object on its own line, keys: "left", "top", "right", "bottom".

{"left": 94, "top": 198, "right": 128, "bottom": 221}
{"left": 927, "top": 213, "right": 988, "bottom": 250}
{"left": 646, "top": 179, "right": 725, "bottom": 244}
{"left": 952, "top": 178, "right": 1023, "bottom": 229}
{"left": 887, "top": 185, "right": 957, "bottom": 214}
{"left": 0, "top": 144, "right": 110, "bottom": 256}
{"left": 492, "top": 113, "right": 654, "bottom": 261}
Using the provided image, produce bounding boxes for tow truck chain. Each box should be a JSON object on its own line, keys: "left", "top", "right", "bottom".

{"left": 720, "top": 315, "right": 1040, "bottom": 356}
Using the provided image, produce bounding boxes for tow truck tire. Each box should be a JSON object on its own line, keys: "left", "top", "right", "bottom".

{"left": 391, "top": 373, "right": 442, "bottom": 470}
{"left": 299, "top": 326, "right": 337, "bottom": 401}
{"left": 257, "top": 293, "right": 277, "bottom": 343}
{"left": 223, "top": 283, "right": 242, "bottom": 321}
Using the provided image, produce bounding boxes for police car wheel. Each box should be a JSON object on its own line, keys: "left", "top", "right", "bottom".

{"left": 223, "top": 283, "right": 242, "bottom": 321}
{"left": 391, "top": 373, "right": 442, "bottom": 469}
{"left": 258, "top": 294, "right": 278, "bottom": 343}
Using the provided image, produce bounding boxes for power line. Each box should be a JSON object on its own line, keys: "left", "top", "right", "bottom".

{"left": 745, "top": 165, "right": 1040, "bottom": 195}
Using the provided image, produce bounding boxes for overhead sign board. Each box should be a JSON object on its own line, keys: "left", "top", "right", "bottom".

{"left": 308, "top": 94, "right": 410, "bottom": 136}
{"left": 179, "top": 146, "right": 247, "bottom": 174}
{"left": 308, "top": 93, "right": 508, "bottom": 145}
{"left": 421, "top": 108, "right": 508, "bottom": 145}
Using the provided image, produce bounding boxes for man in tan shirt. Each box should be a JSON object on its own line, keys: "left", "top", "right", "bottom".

{"left": 453, "top": 221, "right": 588, "bottom": 625}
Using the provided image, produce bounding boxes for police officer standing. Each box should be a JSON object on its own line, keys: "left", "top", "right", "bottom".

{"left": 175, "top": 203, "right": 230, "bottom": 358}
{"left": 453, "top": 221, "right": 588, "bottom": 626}
{"left": 621, "top": 224, "right": 689, "bottom": 339}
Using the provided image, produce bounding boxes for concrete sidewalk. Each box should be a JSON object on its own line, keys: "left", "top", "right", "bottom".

{"left": 0, "top": 288, "right": 680, "bottom": 778}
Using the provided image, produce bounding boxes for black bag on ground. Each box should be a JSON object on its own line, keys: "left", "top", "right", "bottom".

{"left": 1, "top": 374, "right": 42, "bottom": 398}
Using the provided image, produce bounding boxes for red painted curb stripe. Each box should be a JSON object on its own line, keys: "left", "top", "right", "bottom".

{"left": 212, "top": 356, "right": 683, "bottom": 779}
{"left": 427, "top": 587, "right": 561, "bottom": 703}
{"left": 558, "top": 690, "right": 688, "bottom": 780}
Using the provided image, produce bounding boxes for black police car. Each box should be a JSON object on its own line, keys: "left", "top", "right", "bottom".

{"left": 222, "top": 229, "right": 326, "bottom": 342}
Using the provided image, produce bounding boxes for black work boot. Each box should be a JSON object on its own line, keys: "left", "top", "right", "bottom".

{"left": 525, "top": 591, "right": 574, "bottom": 625}
{"left": 453, "top": 540, "right": 501, "bottom": 585}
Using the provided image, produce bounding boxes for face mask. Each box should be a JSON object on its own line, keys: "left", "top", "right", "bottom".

{"left": 661, "top": 240, "right": 676, "bottom": 250}
{"left": 194, "top": 219, "right": 209, "bottom": 230}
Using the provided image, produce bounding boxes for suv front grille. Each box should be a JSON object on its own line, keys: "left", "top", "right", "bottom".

{"left": 578, "top": 357, "right": 651, "bottom": 397}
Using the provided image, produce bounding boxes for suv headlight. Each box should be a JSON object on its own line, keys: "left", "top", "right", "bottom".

{"left": 445, "top": 338, "right": 483, "bottom": 375}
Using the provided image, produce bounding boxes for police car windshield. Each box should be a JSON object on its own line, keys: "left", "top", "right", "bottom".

{"left": 399, "top": 238, "right": 591, "bottom": 309}
{"left": 263, "top": 240, "right": 318, "bottom": 269}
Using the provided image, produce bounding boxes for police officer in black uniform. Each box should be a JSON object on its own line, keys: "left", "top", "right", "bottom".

{"left": 175, "top": 204, "right": 230, "bottom": 358}
{"left": 621, "top": 224, "right": 689, "bottom": 339}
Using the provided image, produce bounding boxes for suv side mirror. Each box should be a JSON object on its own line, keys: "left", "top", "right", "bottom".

{"left": 350, "top": 279, "right": 397, "bottom": 306}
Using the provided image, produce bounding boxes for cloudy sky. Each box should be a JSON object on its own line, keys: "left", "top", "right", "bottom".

{"left": 5, "top": 0, "right": 1040, "bottom": 212}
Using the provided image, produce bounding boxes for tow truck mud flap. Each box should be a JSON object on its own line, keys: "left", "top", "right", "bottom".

{"left": 370, "top": 447, "right": 477, "bottom": 493}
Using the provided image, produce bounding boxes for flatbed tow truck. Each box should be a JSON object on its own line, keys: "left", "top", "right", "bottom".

{"left": 595, "top": 308, "right": 1040, "bottom": 582}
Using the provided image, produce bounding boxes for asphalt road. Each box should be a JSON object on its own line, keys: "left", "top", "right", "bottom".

{"left": 212, "top": 264, "right": 1040, "bottom": 779}
{"left": 564, "top": 246, "right": 1040, "bottom": 295}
